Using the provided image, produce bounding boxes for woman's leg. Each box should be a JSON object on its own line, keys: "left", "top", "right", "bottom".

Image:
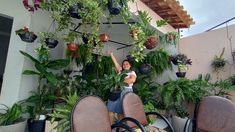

{"left": 109, "top": 112, "right": 115, "bottom": 124}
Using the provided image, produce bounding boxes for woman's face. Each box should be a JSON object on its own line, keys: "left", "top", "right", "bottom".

{"left": 122, "top": 61, "right": 131, "bottom": 70}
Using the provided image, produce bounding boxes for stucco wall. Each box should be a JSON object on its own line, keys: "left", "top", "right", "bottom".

{"left": 179, "top": 24, "right": 235, "bottom": 82}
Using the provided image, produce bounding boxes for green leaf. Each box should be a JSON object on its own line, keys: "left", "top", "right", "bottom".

{"left": 35, "top": 62, "right": 46, "bottom": 73}
{"left": 19, "top": 50, "right": 40, "bottom": 64}
{"left": 22, "top": 70, "right": 40, "bottom": 75}
{"left": 44, "top": 72, "right": 58, "bottom": 86}
{"left": 47, "top": 59, "right": 70, "bottom": 70}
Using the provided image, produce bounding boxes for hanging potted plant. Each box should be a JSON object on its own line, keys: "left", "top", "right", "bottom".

{"left": 99, "top": 33, "right": 110, "bottom": 43}
{"left": 15, "top": 27, "right": 37, "bottom": 43}
{"left": 107, "top": 0, "right": 123, "bottom": 15}
{"left": 39, "top": 32, "right": 58, "bottom": 48}
{"left": 211, "top": 47, "right": 226, "bottom": 72}
{"left": 170, "top": 54, "right": 192, "bottom": 65}
{"left": 176, "top": 62, "right": 188, "bottom": 78}
{"left": 64, "top": 32, "right": 79, "bottom": 52}
{"left": 139, "top": 63, "right": 151, "bottom": 74}
{"left": 68, "top": 3, "right": 82, "bottom": 19}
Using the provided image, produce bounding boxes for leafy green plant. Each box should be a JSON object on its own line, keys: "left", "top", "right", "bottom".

{"left": 102, "top": 69, "right": 127, "bottom": 92}
{"left": 50, "top": 93, "right": 79, "bottom": 132}
{"left": 0, "top": 103, "right": 23, "bottom": 126}
{"left": 211, "top": 47, "right": 226, "bottom": 71}
{"left": 129, "top": 11, "right": 157, "bottom": 62}
{"left": 145, "top": 48, "right": 172, "bottom": 75}
{"left": 160, "top": 32, "right": 179, "bottom": 46}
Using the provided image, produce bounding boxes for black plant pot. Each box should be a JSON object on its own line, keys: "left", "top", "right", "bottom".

{"left": 108, "top": 91, "right": 121, "bottom": 101}
{"left": 139, "top": 64, "right": 151, "bottom": 74}
{"left": 28, "top": 119, "right": 46, "bottom": 132}
{"left": 82, "top": 36, "right": 89, "bottom": 44}
{"left": 45, "top": 38, "right": 58, "bottom": 48}
{"left": 171, "top": 58, "right": 178, "bottom": 65}
{"left": 176, "top": 72, "right": 186, "bottom": 78}
{"left": 68, "top": 3, "right": 82, "bottom": 19}
{"left": 108, "top": 0, "right": 123, "bottom": 15}
{"left": 18, "top": 32, "right": 37, "bottom": 43}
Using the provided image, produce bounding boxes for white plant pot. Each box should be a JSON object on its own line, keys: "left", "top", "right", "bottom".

{"left": 0, "top": 119, "right": 27, "bottom": 132}
{"left": 172, "top": 116, "right": 188, "bottom": 132}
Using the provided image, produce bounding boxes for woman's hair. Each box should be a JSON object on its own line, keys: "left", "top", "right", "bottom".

{"left": 121, "top": 59, "right": 132, "bottom": 69}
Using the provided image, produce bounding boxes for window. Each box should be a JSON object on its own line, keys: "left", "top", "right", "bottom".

{"left": 0, "top": 14, "right": 13, "bottom": 93}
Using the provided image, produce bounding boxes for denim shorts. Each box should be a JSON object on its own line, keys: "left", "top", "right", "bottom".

{"left": 107, "top": 88, "right": 133, "bottom": 114}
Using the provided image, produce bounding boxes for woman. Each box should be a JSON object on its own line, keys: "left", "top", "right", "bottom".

{"left": 107, "top": 52, "right": 137, "bottom": 124}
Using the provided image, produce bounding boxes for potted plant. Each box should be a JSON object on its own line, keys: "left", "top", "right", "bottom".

{"left": 20, "top": 45, "right": 69, "bottom": 132}
{"left": 64, "top": 32, "right": 79, "bottom": 52}
{"left": 211, "top": 47, "right": 226, "bottom": 71}
{"left": 99, "top": 33, "right": 110, "bottom": 43}
{"left": 170, "top": 53, "right": 192, "bottom": 65}
{"left": 145, "top": 48, "right": 172, "bottom": 76}
{"left": 39, "top": 32, "right": 59, "bottom": 49}
{"left": 160, "top": 32, "right": 179, "bottom": 46}
{"left": 176, "top": 62, "right": 188, "bottom": 78}
{"left": 107, "top": 0, "right": 123, "bottom": 15}
{"left": 15, "top": 27, "right": 37, "bottom": 43}
{"left": 0, "top": 103, "right": 27, "bottom": 132}
{"left": 68, "top": 3, "right": 82, "bottom": 19}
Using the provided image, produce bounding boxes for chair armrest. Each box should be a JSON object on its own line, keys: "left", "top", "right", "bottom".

{"left": 183, "top": 118, "right": 192, "bottom": 132}
{"left": 146, "top": 112, "right": 174, "bottom": 132}
{"left": 118, "top": 117, "right": 147, "bottom": 132}
{"left": 111, "top": 122, "right": 134, "bottom": 132}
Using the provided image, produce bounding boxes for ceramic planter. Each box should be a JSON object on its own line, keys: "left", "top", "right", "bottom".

{"left": 107, "top": 0, "right": 123, "bottom": 15}
{"left": 67, "top": 43, "right": 78, "bottom": 52}
{"left": 18, "top": 32, "right": 37, "bottom": 43}
{"left": 99, "top": 33, "right": 110, "bottom": 43}
{"left": 45, "top": 38, "right": 58, "bottom": 48}
{"left": 0, "top": 119, "right": 27, "bottom": 132}
{"left": 144, "top": 36, "right": 158, "bottom": 50}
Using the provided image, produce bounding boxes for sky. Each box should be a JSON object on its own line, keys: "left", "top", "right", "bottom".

{"left": 178, "top": 0, "right": 235, "bottom": 38}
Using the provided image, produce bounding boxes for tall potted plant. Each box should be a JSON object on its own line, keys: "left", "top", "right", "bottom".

{"left": 20, "top": 45, "right": 69, "bottom": 132}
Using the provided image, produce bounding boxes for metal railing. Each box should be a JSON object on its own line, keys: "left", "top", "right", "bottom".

{"left": 205, "top": 17, "right": 235, "bottom": 32}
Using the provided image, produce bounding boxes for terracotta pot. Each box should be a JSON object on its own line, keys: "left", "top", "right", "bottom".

{"left": 99, "top": 33, "right": 110, "bottom": 43}
{"left": 67, "top": 43, "right": 78, "bottom": 52}
{"left": 144, "top": 36, "right": 158, "bottom": 50}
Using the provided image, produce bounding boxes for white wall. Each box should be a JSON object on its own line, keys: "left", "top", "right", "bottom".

{"left": 179, "top": 24, "right": 235, "bottom": 82}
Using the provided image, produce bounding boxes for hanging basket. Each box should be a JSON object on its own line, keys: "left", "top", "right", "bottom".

{"left": 67, "top": 43, "right": 78, "bottom": 52}
{"left": 99, "top": 33, "right": 110, "bottom": 43}
{"left": 68, "top": 3, "right": 82, "bottom": 19}
{"left": 45, "top": 38, "right": 58, "bottom": 48}
{"left": 144, "top": 36, "right": 159, "bottom": 50}
{"left": 18, "top": 32, "right": 37, "bottom": 43}
{"left": 107, "top": 0, "right": 123, "bottom": 15}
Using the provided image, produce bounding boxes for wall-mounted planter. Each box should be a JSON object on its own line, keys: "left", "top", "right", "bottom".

{"left": 45, "top": 38, "right": 58, "bottom": 48}
{"left": 68, "top": 3, "right": 82, "bottom": 19}
{"left": 144, "top": 36, "right": 158, "bottom": 50}
{"left": 107, "top": 0, "right": 123, "bottom": 15}
{"left": 18, "top": 32, "right": 37, "bottom": 43}
{"left": 67, "top": 43, "right": 78, "bottom": 52}
{"left": 176, "top": 72, "right": 186, "bottom": 78}
{"left": 28, "top": 119, "right": 46, "bottom": 132}
{"left": 99, "top": 33, "right": 110, "bottom": 43}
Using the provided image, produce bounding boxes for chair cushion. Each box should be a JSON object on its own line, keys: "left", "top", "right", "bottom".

{"left": 122, "top": 93, "right": 148, "bottom": 128}
{"left": 71, "top": 96, "right": 112, "bottom": 132}
{"left": 197, "top": 96, "right": 235, "bottom": 132}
